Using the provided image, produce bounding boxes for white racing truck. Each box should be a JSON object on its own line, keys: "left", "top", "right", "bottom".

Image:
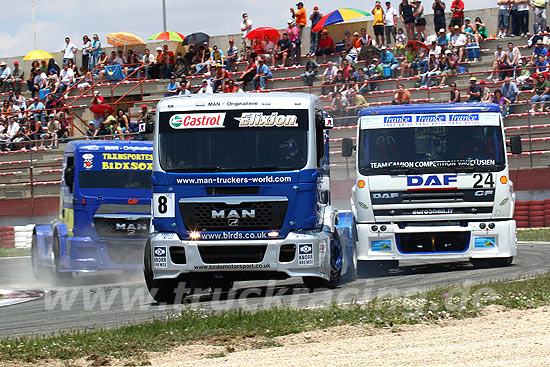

{"left": 342, "top": 103, "right": 523, "bottom": 275}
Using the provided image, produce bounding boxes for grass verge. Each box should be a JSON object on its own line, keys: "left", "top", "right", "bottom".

{"left": 0, "top": 247, "right": 30, "bottom": 258}
{"left": 1, "top": 273, "right": 550, "bottom": 363}
{"left": 517, "top": 228, "right": 550, "bottom": 242}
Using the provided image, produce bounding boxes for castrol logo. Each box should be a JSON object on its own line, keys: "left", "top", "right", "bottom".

{"left": 169, "top": 113, "right": 226, "bottom": 129}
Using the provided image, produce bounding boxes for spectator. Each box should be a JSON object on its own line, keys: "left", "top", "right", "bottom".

{"left": 109, "top": 120, "right": 122, "bottom": 140}
{"left": 392, "top": 84, "right": 411, "bottom": 104}
{"left": 487, "top": 44, "right": 509, "bottom": 81}
{"left": 81, "top": 35, "right": 92, "bottom": 72}
{"left": 223, "top": 79, "right": 239, "bottom": 93}
{"left": 96, "top": 110, "right": 115, "bottom": 139}
{"left": 532, "top": 0, "right": 546, "bottom": 34}
{"left": 0, "top": 121, "right": 8, "bottom": 151}
{"left": 511, "top": 0, "right": 519, "bottom": 37}
{"left": 136, "top": 104, "right": 153, "bottom": 135}
{"left": 474, "top": 17, "right": 488, "bottom": 39}
{"left": 467, "top": 76, "right": 482, "bottom": 102}
{"left": 516, "top": 0, "right": 529, "bottom": 36}
{"left": 291, "top": 2, "right": 307, "bottom": 38}
{"left": 395, "top": 28, "right": 406, "bottom": 54}
{"left": 252, "top": 36, "right": 265, "bottom": 59}
{"left": 372, "top": 1, "right": 385, "bottom": 46}
{"left": 183, "top": 45, "right": 196, "bottom": 75}
{"left": 273, "top": 33, "right": 292, "bottom": 67}
{"left": 345, "top": 88, "right": 369, "bottom": 116}
{"left": 432, "top": 0, "right": 446, "bottom": 33}
{"left": 68, "top": 59, "right": 80, "bottom": 78}
{"left": 360, "top": 27, "right": 373, "bottom": 47}
{"left": 321, "top": 61, "right": 338, "bottom": 95}
{"left": 6, "top": 116, "right": 19, "bottom": 141}
{"left": 463, "top": 17, "right": 483, "bottom": 44}
{"left": 497, "top": 0, "right": 511, "bottom": 38}
{"left": 413, "top": 0, "right": 427, "bottom": 42}
{"left": 197, "top": 79, "right": 214, "bottom": 94}
{"left": 262, "top": 35, "right": 276, "bottom": 62}
{"left": 355, "top": 67, "right": 369, "bottom": 93}
{"left": 225, "top": 39, "right": 239, "bottom": 71}
{"left": 212, "top": 64, "right": 231, "bottom": 92}
{"left": 160, "top": 45, "right": 175, "bottom": 79}
{"left": 178, "top": 77, "right": 191, "bottom": 96}
{"left": 240, "top": 13, "right": 253, "bottom": 54}
{"left": 59, "top": 63, "right": 74, "bottom": 94}
{"left": 401, "top": 43, "right": 417, "bottom": 77}
{"left": 436, "top": 28, "right": 450, "bottom": 48}
{"left": 286, "top": 20, "right": 301, "bottom": 66}
{"left": 332, "top": 70, "right": 347, "bottom": 94}
{"left": 237, "top": 56, "right": 256, "bottom": 91}
{"left": 44, "top": 93, "right": 57, "bottom": 116}
{"left": 506, "top": 42, "right": 521, "bottom": 76}
{"left": 530, "top": 39, "right": 547, "bottom": 67}
{"left": 449, "top": 0, "right": 464, "bottom": 28}
{"left": 112, "top": 50, "right": 126, "bottom": 65}
{"left": 380, "top": 46, "right": 399, "bottom": 78}
{"left": 384, "top": 1, "right": 398, "bottom": 46}
{"left": 480, "top": 80, "right": 492, "bottom": 102}
{"left": 91, "top": 90, "right": 104, "bottom": 105}
{"left": 501, "top": 76, "right": 519, "bottom": 103}
{"left": 28, "top": 114, "right": 43, "bottom": 148}
{"left": 340, "top": 59, "right": 353, "bottom": 80}
{"left": 514, "top": 59, "right": 531, "bottom": 85}
{"left": 315, "top": 29, "right": 335, "bottom": 64}
{"left": 0, "top": 62, "right": 11, "bottom": 92}
{"left": 62, "top": 37, "right": 78, "bottom": 66}
{"left": 429, "top": 40, "right": 442, "bottom": 56}
{"left": 449, "top": 81, "right": 461, "bottom": 102}
{"left": 29, "top": 97, "right": 45, "bottom": 122}
{"left": 399, "top": 0, "right": 415, "bottom": 41}
{"left": 10, "top": 126, "right": 31, "bottom": 151}
{"left": 164, "top": 76, "right": 179, "bottom": 97}
{"left": 27, "top": 69, "right": 44, "bottom": 100}
{"left": 309, "top": 6, "right": 323, "bottom": 54}
{"left": 85, "top": 121, "right": 95, "bottom": 140}
{"left": 420, "top": 51, "right": 440, "bottom": 87}
{"left": 39, "top": 60, "right": 48, "bottom": 74}
{"left": 40, "top": 114, "right": 59, "bottom": 149}
{"left": 90, "top": 34, "right": 101, "bottom": 71}
{"left": 529, "top": 73, "right": 550, "bottom": 113}
{"left": 325, "top": 90, "right": 348, "bottom": 117}
{"left": 193, "top": 45, "right": 210, "bottom": 75}
{"left": 115, "top": 109, "right": 130, "bottom": 132}
{"left": 141, "top": 48, "right": 156, "bottom": 79}
{"left": 450, "top": 25, "right": 467, "bottom": 62}
{"left": 367, "top": 58, "right": 384, "bottom": 91}
{"left": 252, "top": 58, "right": 272, "bottom": 90}
{"left": 210, "top": 45, "right": 225, "bottom": 66}
{"left": 492, "top": 89, "right": 511, "bottom": 117}
{"left": 301, "top": 53, "right": 319, "bottom": 86}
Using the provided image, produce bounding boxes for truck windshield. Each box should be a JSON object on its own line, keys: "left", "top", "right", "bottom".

{"left": 358, "top": 124, "right": 506, "bottom": 175}
{"left": 79, "top": 171, "right": 152, "bottom": 189}
{"left": 158, "top": 110, "right": 309, "bottom": 172}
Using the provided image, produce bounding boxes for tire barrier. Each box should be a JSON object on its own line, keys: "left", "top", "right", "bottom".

{"left": 513, "top": 200, "right": 550, "bottom": 228}
{"left": 0, "top": 225, "right": 34, "bottom": 248}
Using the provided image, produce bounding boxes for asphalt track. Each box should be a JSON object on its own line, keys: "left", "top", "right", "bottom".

{"left": 0, "top": 242, "right": 549, "bottom": 339}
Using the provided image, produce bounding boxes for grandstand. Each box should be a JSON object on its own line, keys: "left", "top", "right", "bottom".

{"left": 0, "top": 7, "right": 549, "bottom": 229}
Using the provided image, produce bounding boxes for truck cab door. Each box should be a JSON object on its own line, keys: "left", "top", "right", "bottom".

{"left": 315, "top": 109, "right": 330, "bottom": 205}
{"left": 59, "top": 155, "right": 75, "bottom": 236}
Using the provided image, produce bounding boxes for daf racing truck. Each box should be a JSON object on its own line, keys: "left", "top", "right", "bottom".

{"left": 145, "top": 93, "right": 352, "bottom": 302}
{"left": 342, "top": 103, "right": 522, "bottom": 274}
{"left": 32, "top": 140, "right": 153, "bottom": 282}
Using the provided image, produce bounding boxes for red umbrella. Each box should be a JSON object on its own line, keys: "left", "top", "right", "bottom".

{"left": 90, "top": 104, "right": 115, "bottom": 115}
{"left": 246, "top": 27, "right": 281, "bottom": 42}
{"left": 407, "top": 40, "right": 430, "bottom": 52}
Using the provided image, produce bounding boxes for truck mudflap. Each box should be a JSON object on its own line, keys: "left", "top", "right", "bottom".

{"left": 355, "top": 220, "right": 517, "bottom": 260}
{"left": 150, "top": 231, "right": 336, "bottom": 281}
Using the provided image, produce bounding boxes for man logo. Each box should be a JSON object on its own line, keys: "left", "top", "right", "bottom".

{"left": 228, "top": 218, "right": 239, "bottom": 226}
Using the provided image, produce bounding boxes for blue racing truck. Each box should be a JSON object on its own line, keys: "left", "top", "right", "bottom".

{"left": 144, "top": 93, "right": 353, "bottom": 302}
{"left": 32, "top": 140, "right": 153, "bottom": 282}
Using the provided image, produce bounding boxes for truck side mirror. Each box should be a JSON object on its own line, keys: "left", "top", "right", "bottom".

{"left": 509, "top": 135, "right": 522, "bottom": 155}
{"left": 342, "top": 138, "right": 355, "bottom": 157}
{"left": 64, "top": 167, "right": 75, "bottom": 193}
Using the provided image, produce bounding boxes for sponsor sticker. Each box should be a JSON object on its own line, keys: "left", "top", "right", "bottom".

{"left": 82, "top": 153, "right": 94, "bottom": 169}
{"left": 500, "top": 198, "right": 509, "bottom": 206}
{"left": 160, "top": 233, "right": 177, "bottom": 240}
{"left": 235, "top": 112, "right": 298, "bottom": 127}
{"left": 371, "top": 240, "right": 392, "bottom": 251}
{"left": 324, "top": 117, "right": 334, "bottom": 128}
{"left": 474, "top": 237, "right": 496, "bottom": 248}
{"left": 298, "top": 243, "right": 314, "bottom": 266}
{"left": 153, "top": 246, "right": 168, "bottom": 268}
{"left": 169, "top": 113, "right": 226, "bottom": 129}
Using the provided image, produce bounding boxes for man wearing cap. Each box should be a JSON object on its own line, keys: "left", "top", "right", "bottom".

{"left": 449, "top": 0, "right": 464, "bottom": 29}
{"left": 432, "top": 0, "right": 446, "bottom": 34}
{"left": 450, "top": 25, "right": 467, "bottom": 61}
{"left": 309, "top": 6, "right": 323, "bottom": 54}
{"left": 315, "top": 29, "right": 335, "bottom": 64}
{"left": 488, "top": 44, "right": 509, "bottom": 81}
{"left": 291, "top": 2, "right": 307, "bottom": 38}
{"left": 91, "top": 90, "right": 104, "bottom": 105}
{"left": 85, "top": 121, "right": 95, "bottom": 140}
{"left": 467, "top": 77, "right": 481, "bottom": 102}
{"left": 165, "top": 76, "right": 180, "bottom": 97}
{"left": 384, "top": 2, "right": 398, "bottom": 46}
{"left": 197, "top": 79, "right": 213, "bottom": 94}
{"left": 225, "top": 39, "right": 239, "bottom": 72}
{"left": 213, "top": 64, "right": 231, "bottom": 92}
{"left": 252, "top": 58, "right": 272, "bottom": 90}
{"left": 379, "top": 46, "right": 399, "bottom": 78}
{"left": 6, "top": 62, "right": 24, "bottom": 93}
{"left": 0, "top": 62, "right": 11, "bottom": 92}
{"left": 372, "top": 1, "right": 386, "bottom": 47}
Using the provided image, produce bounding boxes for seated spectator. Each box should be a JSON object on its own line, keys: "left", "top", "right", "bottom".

{"left": 530, "top": 40, "right": 547, "bottom": 67}
{"left": 28, "top": 97, "right": 45, "bottom": 122}
{"left": 429, "top": 40, "right": 442, "bottom": 57}
{"left": 367, "top": 58, "right": 384, "bottom": 91}
{"left": 182, "top": 45, "right": 196, "bottom": 75}
{"left": 345, "top": 88, "right": 369, "bottom": 116}
{"left": 343, "top": 30, "right": 354, "bottom": 54}
{"left": 252, "top": 58, "right": 272, "bottom": 90}
{"left": 40, "top": 114, "right": 59, "bottom": 149}
{"left": 474, "top": 17, "right": 487, "bottom": 39}
{"left": 210, "top": 45, "right": 225, "bottom": 66}
{"left": 115, "top": 109, "right": 130, "bottom": 132}
{"left": 492, "top": 89, "right": 511, "bottom": 117}
{"left": 178, "top": 77, "right": 191, "bottom": 96}
{"left": 212, "top": 64, "right": 231, "bottom": 92}
{"left": 272, "top": 33, "right": 292, "bottom": 68}
{"left": 315, "top": 29, "right": 335, "bottom": 64}
{"left": 380, "top": 46, "right": 399, "bottom": 78}
{"left": 225, "top": 39, "right": 239, "bottom": 71}
{"left": 391, "top": 84, "right": 411, "bottom": 104}
{"left": 223, "top": 79, "right": 239, "bottom": 93}
{"left": 0, "top": 120, "right": 8, "bottom": 151}
{"left": 467, "top": 77, "right": 482, "bottom": 102}
{"left": 111, "top": 120, "right": 123, "bottom": 140}
{"left": 324, "top": 90, "right": 348, "bottom": 117}
{"left": 59, "top": 63, "right": 74, "bottom": 94}
{"left": 10, "top": 126, "right": 30, "bottom": 151}
{"left": 197, "top": 79, "right": 213, "bottom": 94}
{"left": 85, "top": 121, "right": 95, "bottom": 140}
{"left": 355, "top": 67, "right": 369, "bottom": 93}
{"left": 94, "top": 111, "right": 114, "bottom": 138}
{"left": 28, "top": 115, "right": 43, "bottom": 148}
{"left": 321, "top": 61, "right": 338, "bottom": 95}
{"left": 44, "top": 93, "right": 57, "bottom": 116}
{"left": 401, "top": 43, "right": 417, "bottom": 77}
{"left": 501, "top": 76, "right": 518, "bottom": 103}
{"left": 462, "top": 17, "right": 483, "bottom": 44}
{"left": 450, "top": 25, "right": 467, "bottom": 62}
{"left": 360, "top": 27, "right": 372, "bottom": 47}
{"left": 340, "top": 59, "right": 353, "bottom": 80}
{"left": 237, "top": 56, "right": 256, "bottom": 91}
{"left": 533, "top": 55, "right": 549, "bottom": 79}
{"left": 506, "top": 42, "right": 521, "bottom": 77}
{"left": 140, "top": 48, "right": 155, "bottom": 79}
{"left": 332, "top": 69, "right": 347, "bottom": 94}
{"left": 164, "top": 76, "right": 180, "bottom": 97}
{"left": 47, "top": 59, "right": 60, "bottom": 75}
{"left": 301, "top": 53, "right": 319, "bottom": 86}
{"left": 262, "top": 35, "right": 276, "bottom": 63}
{"left": 395, "top": 28, "right": 406, "bottom": 55}
{"left": 412, "top": 47, "right": 428, "bottom": 76}
{"left": 439, "top": 49, "right": 459, "bottom": 86}
{"left": 530, "top": 73, "right": 550, "bottom": 113}
{"left": 420, "top": 51, "right": 440, "bottom": 87}
{"left": 487, "top": 45, "right": 509, "bottom": 81}
{"left": 27, "top": 68, "right": 46, "bottom": 100}
{"left": 480, "top": 80, "right": 492, "bottom": 102}
{"left": 449, "top": 81, "right": 461, "bottom": 102}
{"left": 67, "top": 59, "right": 80, "bottom": 78}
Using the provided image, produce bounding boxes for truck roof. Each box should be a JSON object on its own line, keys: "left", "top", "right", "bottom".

{"left": 65, "top": 140, "right": 153, "bottom": 154}
{"left": 359, "top": 103, "right": 501, "bottom": 116}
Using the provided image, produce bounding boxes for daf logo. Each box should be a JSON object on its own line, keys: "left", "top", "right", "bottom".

{"left": 211, "top": 209, "right": 256, "bottom": 219}
{"left": 373, "top": 193, "right": 399, "bottom": 199}
{"left": 228, "top": 218, "right": 239, "bottom": 227}
{"left": 115, "top": 223, "right": 147, "bottom": 235}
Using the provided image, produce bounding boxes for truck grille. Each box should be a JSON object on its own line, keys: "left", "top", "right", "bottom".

{"left": 94, "top": 217, "right": 150, "bottom": 239}
{"left": 396, "top": 232, "right": 470, "bottom": 253}
{"left": 198, "top": 245, "right": 267, "bottom": 264}
{"left": 180, "top": 201, "right": 288, "bottom": 231}
{"left": 371, "top": 189, "right": 494, "bottom": 204}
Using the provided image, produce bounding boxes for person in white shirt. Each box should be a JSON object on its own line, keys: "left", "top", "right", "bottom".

{"left": 384, "top": 1, "right": 398, "bottom": 46}
{"left": 240, "top": 13, "right": 253, "bottom": 54}
{"left": 197, "top": 79, "right": 213, "bottom": 94}
{"left": 81, "top": 35, "right": 92, "bottom": 71}
{"left": 450, "top": 26, "right": 467, "bottom": 61}
{"left": 62, "top": 37, "right": 78, "bottom": 66}
{"left": 321, "top": 61, "right": 338, "bottom": 95}
{"left": 59, "top": 63, "right": 74, "bottom": 93}
{"left": 6, "top": 117, "right": 19, "bottom": 139}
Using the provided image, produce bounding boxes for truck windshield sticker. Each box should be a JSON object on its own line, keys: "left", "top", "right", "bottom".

{"left": 169, "top": 113, "right": 226, "bottom": 129}
{"left": 361, "top": 113, "right": 500, "bottom": 129}
{"left": 82, "top": 154, "right": 94, "bottom": 169}
{"left": 79, "top": 153, "right": 153, "bottom": 171}
{"left": 235, "top": 112, "right": 298, "bottom": 127}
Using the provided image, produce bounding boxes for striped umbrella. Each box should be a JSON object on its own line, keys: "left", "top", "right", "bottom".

{"left": 106, "top": 32, "right": 146, "bottom": 47}
{"left": 312, "top": 8, "right": 372, "bottom": 32}
{"left": 148, "top": 31, "right": 186, "bottom": 42}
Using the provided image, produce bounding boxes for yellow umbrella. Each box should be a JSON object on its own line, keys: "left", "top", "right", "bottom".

{"left": 106, "top": 32, "right": 146, "bottom": 47}
{"left": 23, "top": 50, "right": 53, "bottom": 61}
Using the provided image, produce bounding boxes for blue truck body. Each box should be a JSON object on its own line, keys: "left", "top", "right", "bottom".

{"left": 32, "top": 140, "right": 153, "bottom": 277}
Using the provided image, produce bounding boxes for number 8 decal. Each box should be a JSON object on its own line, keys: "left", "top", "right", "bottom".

{"left": 153, "top": 193, "right": 175, "bottom": 217}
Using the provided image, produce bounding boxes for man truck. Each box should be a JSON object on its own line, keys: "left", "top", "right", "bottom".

{"left": 32, "top": 140, "right": 153, "bottom": 282}
{"left": 342, "top": 103, "right": 522, "bottom": 275}
{"left": 144, "top": 93, "right": 352, "bottom": 302}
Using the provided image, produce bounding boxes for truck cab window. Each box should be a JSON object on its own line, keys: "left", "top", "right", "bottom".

{"left": 64, "top": 156, "right": 75, "bottom": 193}
{"left": 315, "top": 109, "right": 325, "bottom": 166}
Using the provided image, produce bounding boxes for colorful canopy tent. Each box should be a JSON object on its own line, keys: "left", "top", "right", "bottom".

{"left": 312, "top": 8, "right": 372, "bottom": 32}
{"left": 148, "top": 31, "right": 186, "bottom": 42}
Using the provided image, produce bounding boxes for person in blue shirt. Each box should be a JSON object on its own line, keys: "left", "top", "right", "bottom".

{"left": 436, "top": 28, "right": 450, "bottom": 47}
{"left": 0, "top": 62, "right": 12, "bottom": 91}
{"left": 530, "top": 39, "right": 548, "bottom": 68}
{"left": 379, "top": 46, "right": 399, "bottom": 78}
{"left": 252, "top": 58, "right": 272, "bottom": 90}
{"left": 28, "top": 97, "right": 46, "bottom": 122}
{"left": 164, "top": 76, "right": 179, "bottom": 97}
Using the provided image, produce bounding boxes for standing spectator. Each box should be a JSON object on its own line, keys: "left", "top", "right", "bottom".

{"left": 321, "top": 61, "right": 338, "bottom": 95}
{"left": 529, "top": 73, "right": 550, "bottom": 113}
{"left": 62, "top": 37, "right": 78, "bottom": 66}
{"left": 380, "top": 46, "right": 400, "bottom": 78}
{"left": 291, "top": 2, "right": 307, "bottom": 38}
{"left": 391, "top": 84, "right": 411, "bottom": 104}
{"left": 237, "top": 56, "right": 257, "bottom": 91}
{"left": 301, "top": 53, "right": 319, "bottom": 86}
{"left": 315, "top": 30, "right": 335, "bottom": 64}
{"left": 487, "top": 44, "right": 509, "bottom": 81}
{"left": 286, "top": 20, "right": 301, "bottom": 65}
{"left": 449, "top": 0, "right": 465, "bottom": 28}
{"left": 501, "top": 76, "right": 519, "bottom": 103}
{"left": 497, "top": 0, "right": 511, "bottom": 38}
{"left": 90, "top": 34, "right": 101, "bottom": 71}
{"left": 480, "top": 80, "right": 492, "bottom": 102}
{"left": 240, "top": 13, "right": 253, "bottom": 55}
{"left": 372, "top": 1, "right": 385, "bottom": 46}
{"left": 467, "top": 77, "right": 482, "bottom": 102}
{"left": 532, "top": 0, "right": 547, "bottom": 34}
{"left": 164, "top": 76, "right": 180, "bottom": 97}
{"left": 449, "top": 81, "right": 461, "bottom": 102}
{"left": 141, "top": 48, "right": 156, "bottom": 79}
{"left": 273, "top": 33, "right": 292, "bottom": 67}
{"left": 225, "top": 39, "right": 239, "bottom": 71}
{"left": 439, "top": 50, "right": 458, "bottom": 85}
{"left": 384, "top": 1, "right": 398, "bottom": 46}
{"left": 450, "top": 25, "right": 467, "bottom": 62}
{"left": 413, "top": 0, "right": 427, "bottom": 42}
{"left": 432, "top": 0, "right": 446, "bottom": 33}
{"left": 517, "top": 0, "right": 530, "bottom": 36}
{"left": 0, "top": 62, "right": 11, "bottom": 92}
{"left": 252, "top": 58, "right": 272, "bottom": 90}
{"left": 399, "top": 0, "right": 415, "bottom": 42}
{"left": 510, "top": 0, "right": 519, "bottom": 37}
{"left": 81, "top": 35, "right": 92, "bottom": 72}
{"left": 492, "top": 89, "right": 511, "bottom": 117}
{"left": 309, "top": 6, "right": 323, "bottom": 54}
{"left": 160, "top": 45, "right": 175, "bottom": 79}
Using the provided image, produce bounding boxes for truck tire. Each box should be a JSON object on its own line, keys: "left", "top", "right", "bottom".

{"left": 342, "top": 218, "right": 359, "bottom": 282}
{"left": 52, "top": 233, "right": 73, "bottom": 286}
{"left": 143, "top": 240, "right": 186, "bottom": 303}
{"left": 31, "top": 232, "right": 49, "bottom": 280}
{"left": 302, "top": 231, "right": 343, "bottom": 289}
{"left": 471, "top": 257, "right": 513, "bottom": 268}
{"left": 357, "top": 260, "right": 399, "bottom": 278}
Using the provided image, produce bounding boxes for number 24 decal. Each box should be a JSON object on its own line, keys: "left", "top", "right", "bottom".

{"left": 473, "top": 173, "right": 494, "bottom": 188}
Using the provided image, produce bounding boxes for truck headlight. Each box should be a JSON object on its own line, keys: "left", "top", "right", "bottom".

{"left": 189, "top": 232, "right": 201, "bottom": 240}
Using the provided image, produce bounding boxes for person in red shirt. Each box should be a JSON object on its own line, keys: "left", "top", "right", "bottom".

{"left": 212, "top": 64, "right": 231, "bottom": 92}
{"left": 223, "top": 79, "right": 239, "bottom": 93}
{"left": 449, "top": 0, "right": 464, "bottom": 29}
{"left": 160, "top": 44, "right": 175, "bottom": 79}
{"left": 315, "top": 29, "right": 335, "bottom": 63}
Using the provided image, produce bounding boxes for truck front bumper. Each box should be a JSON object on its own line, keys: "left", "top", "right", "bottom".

{"left": 356, "top": 220, "right": 517, "bottom": 261}
{"left": 150, "top": 231, "right": 332, "bottom": 281}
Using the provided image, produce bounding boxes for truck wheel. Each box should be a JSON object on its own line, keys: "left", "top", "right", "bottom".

{"left": 471, "top": 257, "right": 513, "bottom": 268}
{"left": 143, "top": 240, "right": 185, "bottom": 304}
{"left": 303, "top": 231, "right": 343, "bottom": 289}
{"left": 31, "top": 232, "right": 49, "bottom": 280}
{"left": 52, "top": 233, "right": 73, "bottom": 286}
{"left": 357, "top": 260, "right": 398, "bottom": 278}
